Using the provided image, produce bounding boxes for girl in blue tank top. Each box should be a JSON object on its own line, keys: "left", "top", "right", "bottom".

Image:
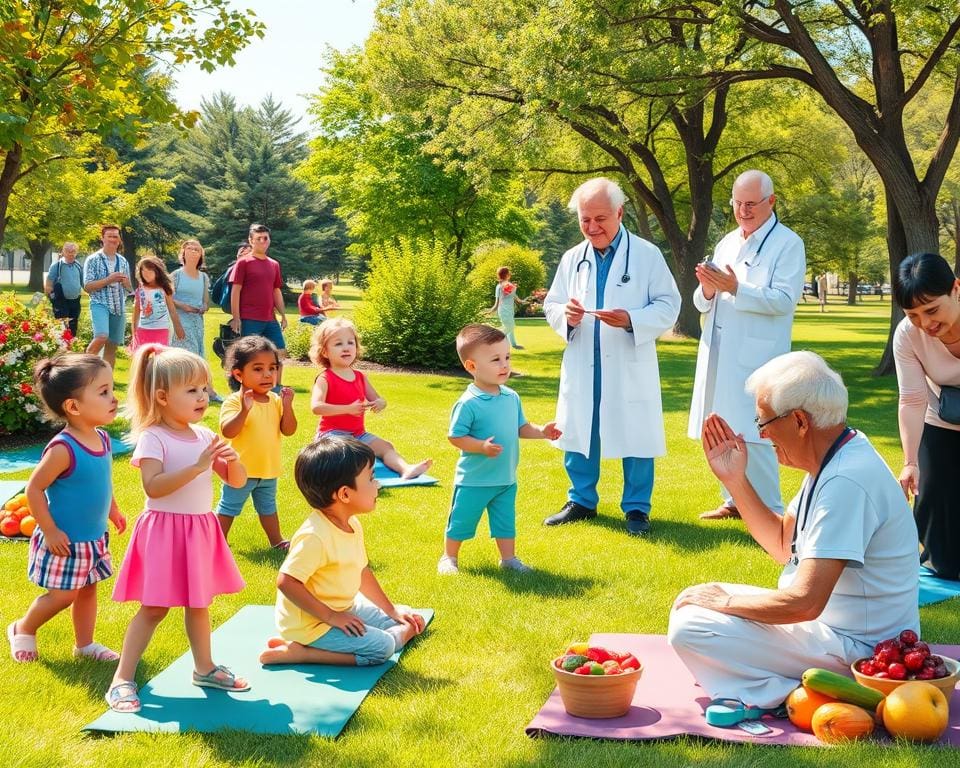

{"left": 8, "top": 354, "right": 126, "bottom": 664}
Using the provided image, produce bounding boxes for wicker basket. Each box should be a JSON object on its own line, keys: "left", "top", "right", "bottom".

{"left": 551, "top": 659, "right": 643, "bottom": 718}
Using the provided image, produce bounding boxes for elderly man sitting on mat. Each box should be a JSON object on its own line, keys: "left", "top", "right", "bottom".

{"left": 668, "top": 351, "right": 919, "bottom": 714}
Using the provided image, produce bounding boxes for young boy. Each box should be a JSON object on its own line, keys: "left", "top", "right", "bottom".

{"left": 438, "top": 324, "right": 561, "bottom": 575}
{"left": 259, "top": 437, "right": 425, "bottom": 667}
{"left": 297, "top": 279, "right": 325, "bottom": 325}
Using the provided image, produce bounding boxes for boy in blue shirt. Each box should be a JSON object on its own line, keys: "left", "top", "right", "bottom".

{"left": 438, "top": 324, "right": 561, "bottom": 575}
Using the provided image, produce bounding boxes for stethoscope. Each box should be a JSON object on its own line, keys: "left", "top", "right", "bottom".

{"left": 744, "top": 211, "right": 779, "bottom": 267}
{"left": 574, "top": 229, "right": 631, "bottom": 294}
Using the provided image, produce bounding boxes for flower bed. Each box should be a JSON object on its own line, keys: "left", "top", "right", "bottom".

{"left": 0, "top": 292, "right": 76, "bottom": 435}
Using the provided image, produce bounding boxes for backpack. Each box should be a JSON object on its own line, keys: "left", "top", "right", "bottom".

{"left": 210, "top": 261, "right": 236, "bottom": 314}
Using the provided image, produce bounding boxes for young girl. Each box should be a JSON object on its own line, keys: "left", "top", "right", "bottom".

{"left": 131, "top": 255, "right": 185, "bottom": 350}
{"left": 319, "top": 279, "right": 340, "bottom": 314}
{"left": 9, "top": 354, "right": 126, "bottom": 663}
{"left": 259, "top": 437, "right": 425, "bottom": 668}
{"left": 309, "top": 318, "right": 431, "bottom": 479}
{"left": 489, "top": 266, "right": 523, "bottom": 350}
{"left": 106, "top": 345, "right": 249, "bottom": 713}
{"left": 215, "top": 336, "right": 297, "bottom": 549}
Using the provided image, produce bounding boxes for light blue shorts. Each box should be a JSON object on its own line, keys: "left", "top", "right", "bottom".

{"left": 308, "top": 596, "right": 408, "bottom": 666}
{"left": 216, "top": 477, "right": 278, "bottom": 517}
{"left": 240, "top": 319, "right": 286, "bottom": 350}
{"left": 445, "top": 483, "right": 517, "bottom": 540}
{"left": 89, "top": 302, "right": 126, "bottom": 346}
{"left": 318, "top": 429, "right": 378, "bottom": 445}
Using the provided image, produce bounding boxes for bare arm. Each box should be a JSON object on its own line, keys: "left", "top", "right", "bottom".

{"left": 277, "top": 572, "right": 366, "bottom": 636}
{"left": 518, "top": 421, "right": 562, "bottom": 440}
{"left": 449, "top": 434, "right": 501, "bottom": 457}
{"left": 230, "top": 282, "right": 242, "bottom": 332}
{"left": 310, "top": 375, "right": 367, "bottom": 417}
{"left": 279, "top": 389, "right": 298, "bottom": 436}
{"left": 25, "top": 443, "right": 73, "bottom": 555}
{"left": 220, "top": 392, "right": 253, "bottom": 439}
{"left": 273, "top": 287, "right": 287, "bottom": 329}
{"left": 363, "top": 377, "right": 386, "bottom": 413}
{"left": 165, "top": 292, "right": 186, "bottom": 339}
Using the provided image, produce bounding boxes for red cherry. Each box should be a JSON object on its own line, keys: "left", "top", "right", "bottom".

{"left": 887, "top": 663, "right": 907, "bottom": 680}
{"left": 916, "top": 668, "right": 936, "bottom": 680}
{"left": 912, "top": 641, "right": 930, "bottom": 657}
{"left": 898, "top": 629, "right": 919, "bottom": 646}
{"left": 877, "top": 646, "right": 902, "bottom": 665}
{"left": 933, "top": 664, "right": 948, "bottom": 679}
{"left": 858, "top": 660, "right": 877, "bottom": 676}
{"left": 872, "top": 660, "right": 888, "bottom": 672}
{"left": 904, "top": 651, "right": 926, "bottom": 671}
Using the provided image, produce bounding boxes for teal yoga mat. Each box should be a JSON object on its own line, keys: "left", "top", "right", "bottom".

{"left": 83, "top": 604, "right": 433, "bottom": 736}
{"left": 0, "top": 434, "right": 132, "bottom": 474}
{"left": 919, "top": 566, "right": 960, "bottom": 606}
{"left": 373, "top": 458, "right": 438, "bottom": 488}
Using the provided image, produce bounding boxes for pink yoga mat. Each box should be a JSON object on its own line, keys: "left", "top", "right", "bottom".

{"left": 526, "top": 634, "right": 960, "bottom": 746}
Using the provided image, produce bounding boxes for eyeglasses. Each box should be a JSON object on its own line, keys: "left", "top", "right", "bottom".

{"left": 730, "top": 198, "right": 770, "bottom": 212}
{"left": 755, "top": 412, "right": 790, "bottom": 431}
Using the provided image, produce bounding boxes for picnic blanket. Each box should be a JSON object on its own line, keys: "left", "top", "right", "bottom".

{"left": 526, "top": 633, "right": 960, "bottom": 746}
{"left": 84, "top": 604, "right": 433, "bottom": 737}
{"left": 0, "top": 434, "right": 132, "bottom": 474}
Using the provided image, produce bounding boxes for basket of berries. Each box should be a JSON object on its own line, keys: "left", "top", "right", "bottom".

{"left": 852, "top": 629, "right": 959, "bottom": 697}
{"left": 551, "top": 643, "right": 643, "bottom": 718}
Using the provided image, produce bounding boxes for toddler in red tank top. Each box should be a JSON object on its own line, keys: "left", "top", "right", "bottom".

{"left": 309, "top": 319, "right": 432, "bottom": 479}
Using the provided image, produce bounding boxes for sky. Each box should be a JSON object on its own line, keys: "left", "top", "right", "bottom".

{"left": 172, "top": 0, "right": 377, "bottom": 127}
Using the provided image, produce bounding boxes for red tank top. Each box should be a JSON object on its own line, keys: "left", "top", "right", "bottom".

{"left": 318, "top": 368, "right": 367, "bottom": 436}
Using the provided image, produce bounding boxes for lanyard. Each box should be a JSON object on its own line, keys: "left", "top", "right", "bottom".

{"left": 789, "top": 426, "right": 856, "bottom": 564}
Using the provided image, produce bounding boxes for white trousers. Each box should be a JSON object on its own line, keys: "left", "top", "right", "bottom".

{"left": 720, "top": 441, "right": 783, "bottom": 514}
{"left": 667, "top": 583, "right": 872, "bottom": 708}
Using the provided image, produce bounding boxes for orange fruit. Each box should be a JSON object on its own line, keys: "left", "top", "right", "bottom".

{"left": 786, "top": 685, "right": 837, "bottom": 732}
{"left": 13, "top": 494, "right": 27, "bottom": 507}
{"left": 19, "top": 516, "right": 36, "bottom": 537}
{"left": 2, "top": 500, "right": 17, "bottom": 512}
{"left": 811, "top": 702, "right": 875, "bottom": 743}
{"left": 882, "top": 681, "right": 949, "bottom": 742}
{"left": 0, "top": 517, "right": 21, "bottom": 537}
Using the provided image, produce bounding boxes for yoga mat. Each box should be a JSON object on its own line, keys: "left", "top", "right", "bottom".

{"left": 374, "top": 458, "right": 438, "bottom": 488}
{"left": 0, "top": 434, "right": 132, "bottom": 474}
{"left": 84, "top": 604, "right": 433, "bottom": 736}
{"left": 920, "top": 566, "right": 960, "bottom": 607}
{"left": 526, "top": 633, "right": 960, "bottom": 746}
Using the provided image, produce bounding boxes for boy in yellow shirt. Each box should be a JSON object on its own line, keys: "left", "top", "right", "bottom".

{"left": 259, "top": 436, "right": 426, "bottom": 666}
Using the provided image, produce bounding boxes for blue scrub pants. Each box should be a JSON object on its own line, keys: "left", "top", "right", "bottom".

{"left": 563, "top": 360, "right": 654, "bottom": 516}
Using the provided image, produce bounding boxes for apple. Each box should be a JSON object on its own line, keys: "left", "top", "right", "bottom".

{"left": 882, "top": 682, "right": 949, "bottom": 742}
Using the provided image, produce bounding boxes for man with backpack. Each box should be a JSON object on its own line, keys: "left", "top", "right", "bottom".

{"left": 45, "top": 242, "right": 84, "bottom": 336}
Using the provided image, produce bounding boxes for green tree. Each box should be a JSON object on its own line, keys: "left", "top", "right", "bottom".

{"left": 302, "top": 49, "right": 535, "bottom": 265}
{"left": 0, "top": 1, "right": 263, "bottom": 251}
{"left": 468, "top": 241, "right": 546, "bottom": 301}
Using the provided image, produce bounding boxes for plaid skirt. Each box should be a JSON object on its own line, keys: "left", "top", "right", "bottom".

{"left": 28, "top": 530, "right": 112, "bottom": 591}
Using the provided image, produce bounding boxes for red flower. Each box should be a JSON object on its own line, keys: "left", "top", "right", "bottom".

{"left": 4, "top": 307, "right": 13, "bottom": 314}
{"left": 0, "top": 333, "right": 7, "bottom": 344}
{"left": 503, "top": 281, "right": 516, "bottom": 295}
{"left": 19, "top": 383, "right": 32, "bottom": 395}
{"left": 62, "top": 329, "right": 74, "bottom": 341}
{"left": 20, "top": 321, "right": 30, "bottom": 332}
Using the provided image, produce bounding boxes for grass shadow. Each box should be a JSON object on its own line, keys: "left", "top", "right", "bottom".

{"left": 465, "top": 564, "right": 600, "bottom": 598}
{"left": 581, "top": 513, "right": 754, "bottom": 551}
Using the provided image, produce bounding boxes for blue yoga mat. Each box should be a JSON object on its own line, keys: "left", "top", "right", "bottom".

{"left": 373, "top": 458, "right": 439, "bottom": 488}
{"left": 919, "top": 566, "right": 960, "bottom": 606}
{"left": 83, "top": 604, "right": 433, "bottom": 736}
{"left": 0, "top": 433, "right": 132, "bottom": 474}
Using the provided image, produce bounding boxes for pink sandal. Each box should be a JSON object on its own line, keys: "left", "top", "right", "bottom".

{"left": 74, "top": 642, "right": 120, "bottom": 662}
{"left": 7, "top": 621, "right": 38, "bottom": 663}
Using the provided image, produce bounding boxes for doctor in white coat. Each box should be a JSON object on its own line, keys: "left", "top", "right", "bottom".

{"left": 688, "top": 170, "right": 805, "bottom": 520}
{"left": 543, "top": 178, "right": 681, "bottom": 536}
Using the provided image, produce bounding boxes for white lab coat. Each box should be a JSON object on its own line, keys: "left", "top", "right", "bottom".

{"left": 687, "top": 216, "right": 805, "bottom": 442}
{"left": 545, "top": 229, "right": 681, "bottom": 458}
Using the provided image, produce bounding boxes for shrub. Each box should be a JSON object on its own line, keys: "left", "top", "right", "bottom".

{"left": 355, "top": 239, "right": 484, "bottom": 369}
{"left": 517, "top": 288, "right": 548, "bottom": 317}
{"left": 0, "top": 292, "right": 77, "bottom": 434}
{"left": 285, "top": 320, "right": 315, "bottom": 362}
{"left": 468, "top": 241, "right": 547, "bottom": 302}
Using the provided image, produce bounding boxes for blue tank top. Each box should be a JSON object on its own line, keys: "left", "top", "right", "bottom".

{"left": 43, "top": 430, "right": 113, "bottom": 542}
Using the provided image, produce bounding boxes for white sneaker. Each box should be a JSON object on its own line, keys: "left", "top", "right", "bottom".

{"left": 499, "top": 557, "right": 533, "bottom": 573}
{"left": 437, "top": 556, "right": 459, "bottom": 575}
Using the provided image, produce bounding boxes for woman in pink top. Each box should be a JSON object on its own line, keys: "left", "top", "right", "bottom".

{"left": 893, "top": 252, "right": 960, "bottom": 580}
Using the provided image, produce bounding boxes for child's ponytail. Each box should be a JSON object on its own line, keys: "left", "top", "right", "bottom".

{"left": 126, "top": 345, "right": 212, "bottom": 434}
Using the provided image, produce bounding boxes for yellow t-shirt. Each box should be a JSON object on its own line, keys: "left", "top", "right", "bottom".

{"left": 219, "top": 390, "right": 283, "bottom": 479}
{"left": 275, "top": 512, "right": 368, "bottom": 645}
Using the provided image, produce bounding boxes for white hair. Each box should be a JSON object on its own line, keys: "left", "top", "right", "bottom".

{"left": 568, "top": 177, "right": 627, "bottom": 212}
{"left": 745, "top": 351, "right": 847, "bottom": 428}
{"left": 61, "top": 242, "right": 78, "bottom": 253}
{"left": 733, "top": 169, "right": 774, "bottom": 198}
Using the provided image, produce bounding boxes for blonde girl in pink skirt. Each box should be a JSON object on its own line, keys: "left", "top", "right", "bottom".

{"left": 106, "top": 345, "right": 249, "bottom": 713}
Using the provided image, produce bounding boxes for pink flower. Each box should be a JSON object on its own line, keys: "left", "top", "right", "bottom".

{"left": 33, "top": 333, "right": 43, "bottom": 342}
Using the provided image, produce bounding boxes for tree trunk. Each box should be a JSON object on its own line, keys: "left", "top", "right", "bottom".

{"left": 0, "top": 144, "right": 24, "bottom": 254}
{"left": 847, "top": 271, "right": 857, "bottom": 305}
{"left": 672, "top": 242, "right": 702, "bottom": 338}
{"left": 27, "top": 239, "right": 50, "bottom": 292}
{"left": 120, "top": 227, "right": 137, "bottom": 262}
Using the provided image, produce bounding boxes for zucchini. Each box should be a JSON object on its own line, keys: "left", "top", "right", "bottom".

{"left": 801, "top": 668, "right": 884, "bottom": 710}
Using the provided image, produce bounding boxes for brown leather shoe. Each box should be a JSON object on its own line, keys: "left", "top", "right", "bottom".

{"left": 699, "top": 504, "right": 741, "bottom": 520}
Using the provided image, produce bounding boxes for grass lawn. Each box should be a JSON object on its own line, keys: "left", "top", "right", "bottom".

{"left": 1, "top": 289, "right": 957, "bottom": 767}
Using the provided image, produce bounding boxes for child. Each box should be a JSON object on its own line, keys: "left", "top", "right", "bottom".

{"left": 131, "top": 255, "right": 185, "bottom": 350}
{"left": 438, "top": 324, "right": 561, "bottom": 575}
{"left": 298, "top": 279, "right": 325, "bottom": 325}
{"left": 309, "top": 318, "right": 431, "bottom": 479}
{"left": 107, "top": 345, "right": 248, "bottom": 713}
{"left": 216, "top": 336, "right": 297, "bottom": 549}
{"left": 9, "top": 354, "right": 127, "bottom": 663}
{"left": 258, "top": 436, "right": 426, "bottom": 667}
{"left": 319, "top": 279, "right": 340, "bottom": 314}
{"left": 489, "top": 266, "right": 523, "bottom": 350}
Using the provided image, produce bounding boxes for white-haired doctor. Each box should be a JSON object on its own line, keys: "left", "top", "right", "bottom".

{"left": 543, "top": 177, "right": 680, "bottom": 536}
{"left": 669, "top": 351, "right": 918, "bottom": 709}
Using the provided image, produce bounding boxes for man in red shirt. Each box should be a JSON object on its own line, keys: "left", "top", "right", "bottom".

{"left": 229, "top": 223, "right": 288, "bottom": 382}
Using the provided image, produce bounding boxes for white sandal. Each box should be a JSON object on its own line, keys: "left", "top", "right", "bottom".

{"left": 74, "top": 642, "right": 120, "bottom": 662}
{"left": 7, "top": 621, "right": 38, "bottom": 663}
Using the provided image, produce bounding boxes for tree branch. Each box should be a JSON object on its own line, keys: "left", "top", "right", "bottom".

{"left": 900, "top": 13, "right": 960, "bottom": 108}
{"left": 922, "top": 73, "right": 960, "bottom": 195}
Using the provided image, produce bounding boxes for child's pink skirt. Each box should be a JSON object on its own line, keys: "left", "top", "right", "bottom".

{"left": 112, "top": 510, "right": 244, "bottom": 608}
{"left": 130, "top": 327, "right": 169, "bottom": 352}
